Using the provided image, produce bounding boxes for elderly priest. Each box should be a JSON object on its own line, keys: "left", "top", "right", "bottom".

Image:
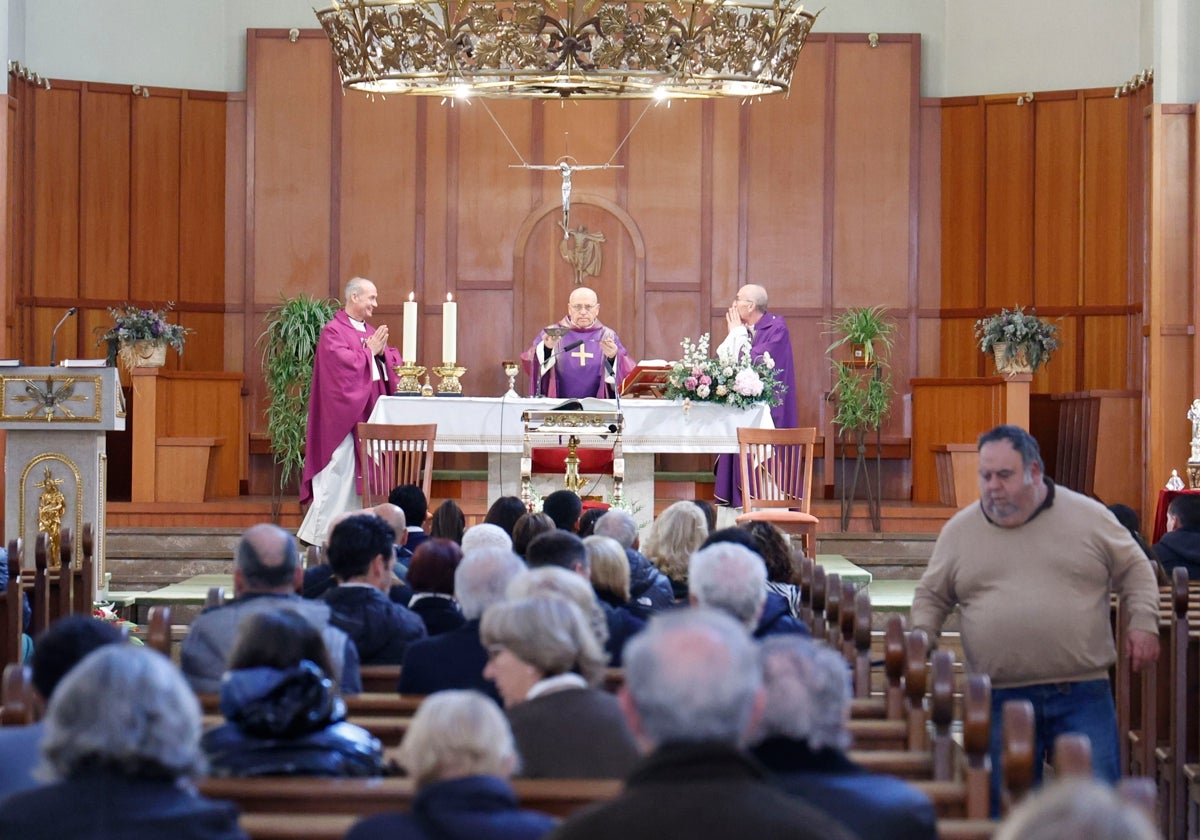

{"left": 523, "top": 286, "right": 635, "bottom": 399}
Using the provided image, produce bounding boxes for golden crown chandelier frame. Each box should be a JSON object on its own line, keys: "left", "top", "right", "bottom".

{"left": 315, "top": 0, "right": 819, "bottom": 99}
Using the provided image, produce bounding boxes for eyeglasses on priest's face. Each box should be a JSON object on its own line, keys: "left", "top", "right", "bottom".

{"left": 569, "top": 303, "right": 598, "bottom": 313}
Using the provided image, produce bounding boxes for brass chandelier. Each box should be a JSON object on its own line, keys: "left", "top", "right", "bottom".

{"left": 316, "top": 0, "right": 819, "bottom": 99}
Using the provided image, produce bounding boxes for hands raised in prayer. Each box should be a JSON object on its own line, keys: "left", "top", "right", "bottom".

{"left": 365, "top": 325, "right": 389, "bottom": 356}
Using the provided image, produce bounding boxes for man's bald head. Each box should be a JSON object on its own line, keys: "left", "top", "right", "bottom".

{"left": 739, "top": 284, "right": 768, "bottom": 312}
{"left": 235, "top": 523, "right": 300, "bottom": 594}
{"left": 567, "top": 287, "right": 600, "bottom": 329}
{"left": 372, "top": 503, "right": 407, "bottom": 536}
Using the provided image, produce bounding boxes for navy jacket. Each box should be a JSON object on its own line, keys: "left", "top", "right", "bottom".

{"left": 202, "top": 662, "right": 383, "bottom": 778}
{"left": 754, "top": 591, "right": 811, "bottom": 639}
{"left": 625, "top": 549, "right": 675, "bottom": 619}
{"left": 323, "top": 584, "right": 426, "bottom": 665}
{"left": 1154, "top": 526, "right": 1200, "bottom": 580}
{"left": 595, "top": 595, "right": 646, "bottom": 667}
{"left": 346, "top": 775, "right": 557, "bottom": 840}
{"left": 752, "top": 736, "right": 937, "bottom": 840}
{"left": 409, "top": 594, "right": 466, "bottom": 636}
{"left": 398, "top": 618, "right": 502, "bottom": 703}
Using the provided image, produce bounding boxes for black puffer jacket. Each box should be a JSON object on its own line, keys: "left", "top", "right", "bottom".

{"left": 202, "top": 661, "right": 383, "bottom": 778}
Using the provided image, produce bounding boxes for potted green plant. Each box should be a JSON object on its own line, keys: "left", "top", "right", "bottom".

{"left": 95, "top": 302, "right": 193, "bottom": 369}
{"left": 257, "top": 293, "right": 339, "bottom": 493}
{"left": 829, "top": 361, "right": 893, "bottom": 435}
{"left": 973, "top": 306, "right": 1059, "bottom": 374}
{"left": 823, "top": 305, "right": 896, "bottom": 366}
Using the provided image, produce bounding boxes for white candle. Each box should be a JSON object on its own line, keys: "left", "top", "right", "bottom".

{"left": 402, "top": 292, "right": 417, "bottom": 363}
{"left": 442, "top": 293, "right": 457, "bottom": 363}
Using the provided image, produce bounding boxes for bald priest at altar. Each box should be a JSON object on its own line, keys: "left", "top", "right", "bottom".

{"left": 523, "top": 286, "right": 635, "bottom": 399}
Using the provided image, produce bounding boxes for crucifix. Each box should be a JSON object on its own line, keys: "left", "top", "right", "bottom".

{"left": 570, "top": 342, "right": 595, "bottom": 367}
{"left": 510, "top": 155, "right": 622, "bottom": 236}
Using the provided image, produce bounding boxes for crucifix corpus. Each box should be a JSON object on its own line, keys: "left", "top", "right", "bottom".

{"left": 511, "top": 155, "right": 622, "bottom": 234}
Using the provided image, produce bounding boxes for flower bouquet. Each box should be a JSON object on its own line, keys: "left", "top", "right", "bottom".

{"left": 92, "top": 603, "right": 144, "bottom": 645}
{"left": 664, "top": 333, "right": 784, "bottom": 410}
{"left": 95, "top": 302, "right": 193, "bottom": 369}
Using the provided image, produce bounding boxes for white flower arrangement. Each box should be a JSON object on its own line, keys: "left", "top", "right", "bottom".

{"left": 664, "top": 333, "right": 784, "bottom": 411}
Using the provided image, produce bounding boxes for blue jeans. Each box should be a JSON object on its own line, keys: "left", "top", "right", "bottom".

{"left": 989, "top": 678, "right": 1120, "bottom": 816}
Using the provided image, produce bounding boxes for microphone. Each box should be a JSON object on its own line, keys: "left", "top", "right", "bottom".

{"left": 49, "top": 307, "right": 78, "bottom": 366}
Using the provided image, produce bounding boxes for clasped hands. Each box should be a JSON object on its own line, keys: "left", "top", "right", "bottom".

{"left": 365, "top": 325, "right": 389, "bottom": 356}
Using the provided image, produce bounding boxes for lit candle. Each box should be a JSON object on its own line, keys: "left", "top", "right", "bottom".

{"left": 402, "top": 292, "right": 417, "bottom": 363}
{"left": 442, "top": 293, "right": 458, "bottom": 363}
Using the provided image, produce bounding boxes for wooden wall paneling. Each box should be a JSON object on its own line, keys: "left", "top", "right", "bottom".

{"left": 939, "top": 99, "right": 985, "bottom": 310}
{"left": 938, "top": 317, "right": 979, "bottom": 378}
{"left": 709, "top": 99, "right": 742, "bottom": 303}
{"left": 458, "top": 288, "right": 513, "bottom": 396}
{"left": 1031, "top": 93, "right": 1080, "bottom": 308}
{"left": 131, "top": 92, "right": 181, "bottom": 308}
{"left": 983, "top": 97, "right": 1034, "bottom": 308}
{"left": 917, "top": 102, "right": 943, "bottom": 324}
{"left": 830, "top": 36, "right": 912, "bottom": 308}
{"left": 1081, "top": 92, "right": 1131, "bottom": 307}
{"left": 31, "top": 86, "right": 81, "bottom": 308}
{"left": 791, "top": 314, "right": 831, "bottom": 428}
{"left": 1082, "top": 315, "right": 1133, "bottom": 390}
{"left": 178, "top": 311, "right": 226, "bottom": 375}
{"left": 744, "top": 38, "right": 827, "bottom": 308}
{"left": 79, "top": 86, "right": 131, "bottom": 309}
{"left": 422, "top": 101, "right": 448, "bottom": 320}
{"left": 6, "top": 94, "right": 20, "bottom": 359}
{"left": 337, "top": 93, "right": 420, "bottom": 290}
{"left": 627, "top": 101, "right": 703, "bottom": 287}
{"left": 158, "top": 372, "right": 244, "bottom": 497}
{"left": 180, "top": 94, "right": 227, "bottom": 306}
{"left": 455, "top": 100, "right": 530, "bottom": 287}
{"left": 645, "top": 290, "right": 701, "bottom": 365}
{"left": 1036, "top": 313, "right": 1076, "bottom": 395}
{"left": 249, "top": 32, "right": 334, "bottom": 303}
{"left": 1144, "top": 107, "right": 1196, "bottom": 520}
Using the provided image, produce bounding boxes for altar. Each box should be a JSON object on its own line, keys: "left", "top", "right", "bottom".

{"left": 366, "top": 395, "right": 774, "bottom": 522}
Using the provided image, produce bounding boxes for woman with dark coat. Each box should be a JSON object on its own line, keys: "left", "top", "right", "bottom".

{"left": 346, "top": 690, "right": 557, "bottom": 840}
{"left": 201, "top": 609, "right": 382, "bottom": 778}
{"left": 406, "top": 538, "right": 466, "bottom": 636}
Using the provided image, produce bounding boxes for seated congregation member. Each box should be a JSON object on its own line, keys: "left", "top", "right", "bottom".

{"left": 548, "top": 609, "right": 857, "bottom": 840}
{"left": 592, "top": 509, "right": 674, "bottom": 618}
{"left": 346, "top": 690, "right": 558, "bottom": 840}
{"left": 512, "top": 512, "right": 555, "bottom": 560}
{"left": 641, "top": 500, "right": 709, "bottom": 601}
{"left": 0, "top": 646, "right": 246, "bottom": 840}
{"left": 692, "top": 498, "right": 718, "bottom": 534}
{"left": 323, "top": 514, "right": 426, "bottom": 665}
{"left": 399, "top": 548, "right": 526, "bottom": 702}
{"left": 542, "top": 489, "right": 583, "bottom": 531}
{"left": 750, "top": 637, "right": 937, "bottom": 840}
{"left": 0, "top": 615, "right": 125, "bottom": 799}
{"left": 481, "top": 597, "right": 638, "bottom": 779}
{"left": 742, "top": 520, "right": 803, "bottom": 618}
{"left": 993, "top": 778, "right": 1159, "bottom": 840}
{"left": 507, "top": 566, "right": 611, "bottom": 663}
{"left": 689, "top": 542, "right": 809, "bottom": 639}
{"left": 702, "top": 527, "right": 806, "bottom": 635}
{"left": 484, "top": 495, "right": 528, "bottom": 537}
{"left": 462, "top": 523, "right": 514, "bottom": 555}
{"left": 524, "top": 533, "right": 643, "bottom": 665}
{"left": 576, "top": 507, "right": 607, "bottom": 539}
{"left": 202, "top": 609, "right": 382, "bottom": 778}
{"left": 1153, "top": 493, "right": 1200, "bottom": 579}
{"left": 183, "top": 523, "right": 361, "bottom": 694}
{"left": 407, "top": 539, "right": 467, "bottom": 636}
{"left": 430, "top": 499, "right": 467, "bottom": 544}
{"left": 584, "top": 535, "right": 648, "bottom": 664}
{"left": 391, "top": 483, "right": 431, "bottom": 555}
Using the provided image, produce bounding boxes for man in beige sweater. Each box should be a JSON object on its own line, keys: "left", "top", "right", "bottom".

{"left": 912, "top": 425, "right": 1159, "bottom": 810}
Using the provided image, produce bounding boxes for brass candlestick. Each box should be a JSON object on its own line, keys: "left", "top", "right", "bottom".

{"left": 502, "top": 360, "right": 520, "bottom": 398}
{"left": 394, "top": 363, "right": 426, "bottom": 395}
{"left": 433, "top": 363, "right": 467, "bottom": 396}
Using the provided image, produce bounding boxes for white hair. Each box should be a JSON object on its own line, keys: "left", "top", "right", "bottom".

{"left": 593, "top": 510, "right": 638, "bottom": 548}
{"left": 461, "top": 523, "right": 513, "bottom": 555}
{"left": 753, "top": 636, "right": 852, "bottom": 752}
{"left": 453, "top": 548, "right": 525, "bottom": 620}
{"left": 688, "top": 543, "right": 767, "bottom": 631}
{"left": 397, "top": 690, "right": 518, "bottom": 786}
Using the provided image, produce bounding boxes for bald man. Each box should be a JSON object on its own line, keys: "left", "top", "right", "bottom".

{"left": 714, "top": 284, "right": 798, "bottom": 507}
{"left": 522, "top": 286, "right": 634, "bottom": 399}
{"left": 181, "top": 523, "right": 362, "bottom": 694}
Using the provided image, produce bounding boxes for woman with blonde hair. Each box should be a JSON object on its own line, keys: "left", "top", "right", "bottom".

{"left": 642, "top": 500, "right": 709, "bottom": 600}
{"left": 583, "top": 535, "right": 646, "bottom": 665}
{"left": 346, "top": 690, "right": 557, "bottom": 840}
{"left": 481, "top": 596, "right": 637, "bottom": 778}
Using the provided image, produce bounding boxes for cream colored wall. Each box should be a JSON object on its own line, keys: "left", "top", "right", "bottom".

{"left": 6, "top": 0, "right": 1169, "bottom": 98}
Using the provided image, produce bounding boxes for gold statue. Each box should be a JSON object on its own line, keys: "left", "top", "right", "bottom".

{"left": 36, "top": 466, "right": 67, "bottom": 568}
{"left": 560, "top": 221, "right": 606, "bottom": 285}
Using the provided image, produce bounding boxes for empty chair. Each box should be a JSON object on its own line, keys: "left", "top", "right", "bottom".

{"left": 356, "top": 422, "right": 436, "bottom": 508}
{"left": 735, "top": 427, "right": 820, "bottom": 558}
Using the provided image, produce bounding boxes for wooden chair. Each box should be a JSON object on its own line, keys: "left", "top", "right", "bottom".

{"left": 734, "top": 427, "right": 819, "bottom": 558}
{"left": 356, "top": 422, "right": 436, "bottom": 508}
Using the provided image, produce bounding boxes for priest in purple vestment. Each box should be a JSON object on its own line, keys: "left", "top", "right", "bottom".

{"left": 298, "top": 277, "right": 402, "bottom": 545}
{"left": 522, "top": 286, "right": 635, "bottom": 399}
{"left": 714, "top": 284, "right": 798, "bottom": 507}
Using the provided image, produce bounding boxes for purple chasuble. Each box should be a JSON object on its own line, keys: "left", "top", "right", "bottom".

{"left": 521, "top": 319, "right": 635, "bottom": 399}
{"left": 301, "top": 309, "right": 402, "bottom": 505}
{"left": 714, "top": 311, "right": 798, "bottom": 506}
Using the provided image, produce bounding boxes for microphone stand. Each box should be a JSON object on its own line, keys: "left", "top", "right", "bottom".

{"left": 49, "top": 307, "right": 78, "bottom": 367}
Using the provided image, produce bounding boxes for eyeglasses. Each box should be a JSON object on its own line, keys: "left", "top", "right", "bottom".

{"left": 569, "top": 303, "right": 598, "bottom": 313}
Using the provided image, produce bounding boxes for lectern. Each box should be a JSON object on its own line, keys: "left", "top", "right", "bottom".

{"left": 1, "top": 366, "right": 125, "bottom": 590}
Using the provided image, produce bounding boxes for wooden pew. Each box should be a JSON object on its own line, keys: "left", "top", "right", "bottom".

{"left": 1, "top": 540, "right": 25, "bottom": 666}
{"left": 30, "top": 534, "right": 50, "bottom": 636}
{"left": 0, "top": 662, "right": 37, "bottom": 725}
{"left": 1153, "top": 568, "right": 1197, "bottom": 840}
{"left": 147, "top": 606, "right": 172, "bottom": 656}
{"left": 198, "top": 691, "right": 426, "bottom": 717}
{"left": 73, "top": 524, "right": 96, "bottom": 615}
{"left": 360, "top": 664, "right": 402, "bottom": 694}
